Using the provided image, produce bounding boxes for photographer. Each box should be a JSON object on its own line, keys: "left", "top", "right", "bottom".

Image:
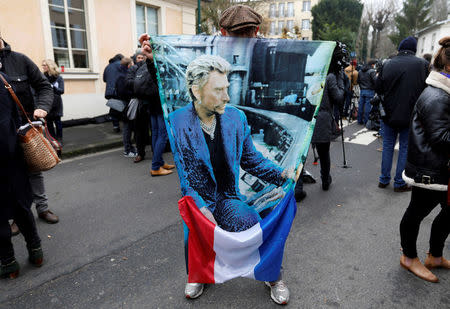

{"left": 311, "top": 42, "right": 347, "bottom": 191}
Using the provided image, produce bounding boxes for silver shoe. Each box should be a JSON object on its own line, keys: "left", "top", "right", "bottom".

{"left": 265, "top": 280, "right": 290, "bottom": 305}
{"left": 184, "top": 283, "right": 204, "bottom": 299}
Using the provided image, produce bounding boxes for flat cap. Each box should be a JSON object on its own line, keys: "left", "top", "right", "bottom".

{"left": 219, "top": 5, "right": 262, "bottom": 32}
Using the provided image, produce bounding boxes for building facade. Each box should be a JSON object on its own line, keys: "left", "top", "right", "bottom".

{"left": 0, "top": 0, "right": 196, "bottom": 120}
{"left": 261, "top": 0, "right": 318, "bottom": 39}
{"left": 416, "top": 17, "right": 450, "bottom": 59}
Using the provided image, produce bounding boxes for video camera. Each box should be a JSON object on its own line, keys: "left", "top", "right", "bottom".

{"left": 370, "top": 94, "right": 386, "bottom": 118}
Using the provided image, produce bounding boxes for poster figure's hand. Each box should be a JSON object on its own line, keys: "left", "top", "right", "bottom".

{"left": 138, "top": 33, "right": 153, "bottom": 61}
{"left": 200, "top": 207, "right": 217, "bottom": 225}
{"left": 294, "top": 166, "right": 302, "bottom": 182}
{"left": 33, "top": 109, "right": 47, "bottom": 119}
{"left": 253, "top": 187, "right": 285, "bottom": 209}
{"left": 281, "top": 168, "right": 295, "bottom": 181}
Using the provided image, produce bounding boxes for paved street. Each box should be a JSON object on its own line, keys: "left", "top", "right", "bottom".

{"left": 1, "top": 122, "right": 449, "bottom": 308}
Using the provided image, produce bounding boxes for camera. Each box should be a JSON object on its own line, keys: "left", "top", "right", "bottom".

{"left": 370, "top": 94, "right": 386, "bottom": 118}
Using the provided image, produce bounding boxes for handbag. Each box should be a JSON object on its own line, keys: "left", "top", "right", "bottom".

{"left": 0, "top": 74, "right": 61, "bottom": 172}
{"left": 126, "top": 98, "right": 139, "bottom": 120}
{"left": 106, "top": 98, "right": 126, "bottom": 112}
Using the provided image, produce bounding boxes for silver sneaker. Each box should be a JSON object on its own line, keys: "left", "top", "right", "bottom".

{"left": 265, "top": 280, "right": 289, "bottom": 305}
{"left": 184, "top": 283, "right": 204, "bottom": 299}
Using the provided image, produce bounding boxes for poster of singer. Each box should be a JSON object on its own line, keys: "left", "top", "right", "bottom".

{"left": 151, "top": 35, "right": 335, "bottom": 284}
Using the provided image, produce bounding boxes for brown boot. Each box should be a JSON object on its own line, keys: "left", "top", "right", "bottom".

{"left": 38, "top": 210, "right": 59, "bottom": 224}
{"left": 150, "top": 167, "right": 173, "bottom": 177}
{"left": 10, "top": 221, "right": 20, "bottom": 236}
{"left": 424, "top": 253, "right": 450, "bottom": 269}
{"left": 162, "top": 163, "right": 175, "bottom": 170}
{"left": 400, "top": 255, "right": 439, "bottom": 283}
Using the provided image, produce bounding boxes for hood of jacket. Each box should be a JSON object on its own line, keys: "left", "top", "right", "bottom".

{"left": 426, "top": 71, "right": 450, "bottom": 94}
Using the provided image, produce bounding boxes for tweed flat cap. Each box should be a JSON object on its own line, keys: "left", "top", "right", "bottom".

{"left": 219, "top": 5, "right": 262, "bottom": 32}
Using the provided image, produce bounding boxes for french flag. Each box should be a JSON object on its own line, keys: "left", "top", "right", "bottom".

{"left": 179, "top": 190, "right": 297, "bottom": 284}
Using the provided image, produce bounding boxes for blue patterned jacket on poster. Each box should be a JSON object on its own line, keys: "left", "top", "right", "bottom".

{"left": 168, "top": 103, "right": 285, "bottom": 212}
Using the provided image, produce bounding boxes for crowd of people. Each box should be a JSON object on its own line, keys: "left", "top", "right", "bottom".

{"left": 0, "top": 3, "right": 448, "bottom": 306}
{"left": 102, "top": 48, "right": 175, "bottom": 176}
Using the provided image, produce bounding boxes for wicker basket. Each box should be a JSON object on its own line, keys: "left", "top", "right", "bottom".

{"left": 1, "top": 74, "right": 61, "bottom": 172}
{"left": 20, "top": 125, "right": 61, "bottom": 172}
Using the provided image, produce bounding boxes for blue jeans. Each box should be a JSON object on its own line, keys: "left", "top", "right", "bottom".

{"left": 379, "top": 122, "right": 409, "bottom": 188}
{"left": 150, "top": 114, "right": 168, "bottom": 171}
{"left": 122, "top": 120, "right": 134, "bottom": 153}
{"left": 358, "top": 89, "right": 374, "bottom": 124}
{"left": 212, "top": 198, "right": 260, "bottom": 232}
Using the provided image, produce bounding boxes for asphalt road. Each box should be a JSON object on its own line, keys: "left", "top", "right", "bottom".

{"left": 1, "top": 122, "right": 449, "bottom": 308}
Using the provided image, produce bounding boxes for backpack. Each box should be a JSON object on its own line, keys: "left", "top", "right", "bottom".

{"left": 133, "top": 64, "right": 157, "bottom": 99}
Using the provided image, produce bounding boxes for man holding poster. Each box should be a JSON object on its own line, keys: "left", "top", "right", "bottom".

{"left": 138, "top": 5, "right": 314, "bottom": 305}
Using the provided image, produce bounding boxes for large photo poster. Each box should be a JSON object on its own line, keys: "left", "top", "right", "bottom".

{"left": 152, "top": 35, "right": 335, "bottom": 283}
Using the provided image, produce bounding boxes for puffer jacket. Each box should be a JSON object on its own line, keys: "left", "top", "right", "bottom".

{"left": 403, "top": 71, "right": 450, "bottom": 190}
{"left": 311, "top": 70, "right": 345, "bottom": 143}
{"left": 0, "top": 40, "right": 53, "bottom": 117}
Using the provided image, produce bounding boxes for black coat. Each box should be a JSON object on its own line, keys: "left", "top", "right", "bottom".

{"left": 375, "top": 51, "right": 429, "bottom": 128}
{"left": 312, "top": 71, "right": 345, "bottom": 143}
{"left": 143, "top": 59, "right": 162, "bottom": 115}
{"left": 404, "top": 71, "right": 450, "bottom": 187}
{"left": 0, "top": 41, "right": 53, "bottom": 117}
{"left": 45, "top": 73, "right": 64, "bottom": 119}
{"left": 103, "top": 60, "right": 122, "bottom": 99}
{"left": 0, "top": 72, "right": 33, "bottom": 219}
{"left": 357, "top": 65, "right": 376, "bottom": 90}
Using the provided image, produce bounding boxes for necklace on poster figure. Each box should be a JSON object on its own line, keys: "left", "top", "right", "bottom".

{"left": 200, "top": 116, "right": 216, "bottom": 140}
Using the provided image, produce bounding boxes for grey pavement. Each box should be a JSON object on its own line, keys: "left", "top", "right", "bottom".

{"left": 1, "top": 122, "right": 449, "bottom": 308}
{"left": 61, "top": 122, "right": 123, "bottom": 158}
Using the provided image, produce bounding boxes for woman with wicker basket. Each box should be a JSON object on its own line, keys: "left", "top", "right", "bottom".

{"left": 0, "top": 72, "right": 44, "bottom": 279}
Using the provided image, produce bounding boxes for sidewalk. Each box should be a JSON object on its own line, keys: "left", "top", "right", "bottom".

{"left": 61, "top": 122, "right": 123, "bottom": 159}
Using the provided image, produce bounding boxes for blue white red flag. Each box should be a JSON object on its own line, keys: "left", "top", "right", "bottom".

{"left": 179, "top": 190, "right": 297, "bottom": 284}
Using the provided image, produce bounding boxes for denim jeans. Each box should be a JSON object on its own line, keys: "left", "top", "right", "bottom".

{"left": 122, "top": 120, "right": 134, "bottom": 153}
{"left": 150, "top": 113, "right": 168, "bottom": 171}
{"left": 47, "top": 117, "right": 63, "bottom": 140}
{"left": 212, "top": 198, "right": 260, "bottom": 232}
{"left": 379, "top": 122, "right": 409, "bottom": 187}
{"left": 358, "top": 89, "right": 374, "bottom": 124}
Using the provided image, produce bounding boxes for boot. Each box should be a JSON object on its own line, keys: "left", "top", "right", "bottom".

{"left": 1, "top": 260, "right": 20, "bottom": 279}
{"left": 400, "top": 255, "right": 438, "bottom": 283}
{"left": 424, "top": 252, "right": 450, "bottom": 269}
{"left": 28, "top": 246, "right": 44, "bottom": 267}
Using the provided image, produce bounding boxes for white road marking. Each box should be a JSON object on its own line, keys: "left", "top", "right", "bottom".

{"left": 344, "top": 128, "right": 378, "bottom": 145}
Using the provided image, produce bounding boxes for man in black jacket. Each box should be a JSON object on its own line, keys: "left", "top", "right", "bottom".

{"left": 357, "top": 59, "right": 377, "bottom": 124}
{"left": 126, "top": 50, "right": 151, "bottom": 163}
{"left": 375, "top": 36, "right": 429, "bottom": 192}
{"left": 130, "top": 46, "right": 175, "bottom": 176}
{"left": 0, "top": 36, "right": 59, "bottom": 225}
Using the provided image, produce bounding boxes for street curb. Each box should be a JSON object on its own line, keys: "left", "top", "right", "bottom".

{"left": 61, "top": 139, "right": 123, "bottom": 159}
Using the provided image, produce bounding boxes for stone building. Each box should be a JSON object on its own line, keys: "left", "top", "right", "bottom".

{"left": 261, "top": 0, "right": 318, "bottom": 39}
{"left": 0, "top": 0, "right": 196, "bottom": 120}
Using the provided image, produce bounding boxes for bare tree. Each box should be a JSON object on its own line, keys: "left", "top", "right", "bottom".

{"left": 430, "top": 0, "right": 448, "bottom": 22}
{"left": 365, "top": 0, "right": 397, "bottom": 59}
